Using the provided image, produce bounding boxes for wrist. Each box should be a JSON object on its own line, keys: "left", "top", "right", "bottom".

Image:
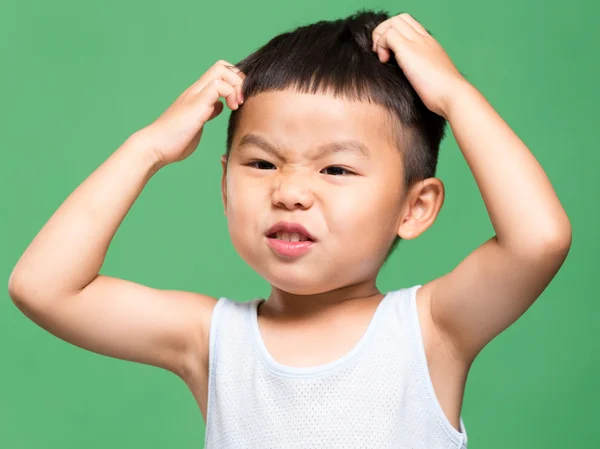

{"left": 443, "top": 79, "right": 479, "bottom": 121}
{"left": 124, "top": 131, "right": 167, "bottom": 174}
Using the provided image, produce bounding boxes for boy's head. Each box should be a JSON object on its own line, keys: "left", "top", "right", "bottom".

{"left": 220, "top": 9, "right": 447, "bottom": 294}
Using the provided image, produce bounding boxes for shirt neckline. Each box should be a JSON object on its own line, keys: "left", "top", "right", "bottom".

{"left": 247, "top": 291, "right": 392, "bottom": 378}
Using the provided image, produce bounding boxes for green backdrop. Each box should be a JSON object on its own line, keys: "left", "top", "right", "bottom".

{"left": 1, "top": 0, "right": 597, "bottom": 447}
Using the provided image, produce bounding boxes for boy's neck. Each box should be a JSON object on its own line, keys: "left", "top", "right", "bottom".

{"left": 260, "top": 280, "right": 383, "bottom": 321}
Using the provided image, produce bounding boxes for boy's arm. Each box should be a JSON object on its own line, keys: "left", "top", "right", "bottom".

{"left": 372, "top": 14, "right": 571, "bottom": 365}
{"left": 8, "top": 133, "right": 215, "bottom": 379}
{"left": 8, "top": 61, "right": 243, "bottom": 378}
{"left": 419, "top": 82, "right": 571, "bottom": 364}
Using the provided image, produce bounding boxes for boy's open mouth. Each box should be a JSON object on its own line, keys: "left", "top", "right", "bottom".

{"left": 265, "top": 221, "right": 317, "bottom": 242}
{"left": 267, "top": 232, "right": 313, "bottom": 242}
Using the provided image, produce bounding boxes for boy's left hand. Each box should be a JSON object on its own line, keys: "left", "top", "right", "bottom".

{"left": 372, "top": 13, "right": 468, "bottom": 119}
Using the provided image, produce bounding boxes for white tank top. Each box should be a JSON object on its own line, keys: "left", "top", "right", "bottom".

{"left": 204, "top": 284, "right": 468, "bottom": 448}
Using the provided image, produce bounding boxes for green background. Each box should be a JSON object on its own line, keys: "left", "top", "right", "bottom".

{"left": 1, "top": 0, "right": 597, "bottom": 447}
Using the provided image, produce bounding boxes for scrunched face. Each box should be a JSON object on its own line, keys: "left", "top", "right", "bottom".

{"left": 221, "top": 89, "right": 417, "bottom": 296}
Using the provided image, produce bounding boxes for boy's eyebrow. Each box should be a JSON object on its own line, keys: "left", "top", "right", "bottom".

{"left": 236, "top": 133, "right": 371, "bottom": 160}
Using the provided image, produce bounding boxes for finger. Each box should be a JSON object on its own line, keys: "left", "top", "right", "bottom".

{"left": 196, "top": 79, "right": 237, "bottom": 111}
{"left": 390, "top": 16, "right": 420, "bottom": 41}
{"left": 211, "top": 78, "right": 239, "bottom": 111}
{"left": 398, "top": 13, "right": 429, "bottom": 36}
{"left": 181, "top": 61, "right": 233, "bottom": 96}
{"left": 375, "top": 27, "right": 410, "bottom": 63}
{"left": 186, "top": 61, "right": 243, "bottom": 96}
{"left": 189, "top": 62, "right": 245, "bottom": 104}
{"left": 223, "top": 62, "right": 246, "bottom": 80}
{"left": 208, "top": 100, "right": 225, "bottom": 121}
{"left": 372, "top": 15, "right": 418, "bottom": 51}
{"left": 216, "top": 61, "right": 246, "bottom": 103}
{"left": 222, "top": 63, "right": 247, "bottom": 104}
{"left": 214, "top": 64, "right": 246, "bottom": 106}
{"left": 372, "top": 18, "right": 393, "bottom": 51}
{"left": 216, "top": 62, "right": 246, "bottom": 105}
{"left": 193, "top": 79, "right": 238, "bottom": 124}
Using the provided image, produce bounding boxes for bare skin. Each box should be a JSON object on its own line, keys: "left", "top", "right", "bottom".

{"left": 7, "top": 60, "right": 466, "bottom": 431}
{"left": 184, "top": 290, "right": 467, "bottom": 431}
{"left": 212, "top": 88, "right": 466, "bottom": 427}
{"left": 8, "top": 12, "right": 571, "bottom": 439}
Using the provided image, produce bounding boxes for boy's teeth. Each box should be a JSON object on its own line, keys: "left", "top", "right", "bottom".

{"left": 275, "top": 232, "right": 308, "bottom": 242}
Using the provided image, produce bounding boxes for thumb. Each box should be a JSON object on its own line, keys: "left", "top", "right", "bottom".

{"left": 208, "top": 100, "right": 225, "bottom": 121}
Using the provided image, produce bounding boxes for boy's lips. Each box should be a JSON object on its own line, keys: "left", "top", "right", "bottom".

{"left": 265, "top": 221, "right": 316, "bottom": 241}
{"left": 265, "top": 236, "right": 316, "bottom": 258}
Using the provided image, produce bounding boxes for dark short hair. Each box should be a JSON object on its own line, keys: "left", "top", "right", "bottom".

{"left": 225, "top": 9, "right": 448, "bottom": 259}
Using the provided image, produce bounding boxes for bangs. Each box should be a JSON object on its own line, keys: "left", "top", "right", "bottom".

{"left": 226, "top": 8, "right": 447, "bottom": 188}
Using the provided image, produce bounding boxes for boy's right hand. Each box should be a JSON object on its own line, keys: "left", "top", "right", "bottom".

{"left": 137, "top": 60, "right": 245, "bottom": 167}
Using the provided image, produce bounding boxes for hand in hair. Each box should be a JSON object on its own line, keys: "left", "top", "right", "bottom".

{"left": 372, "top": 13, "right": 467, "bottom": 120}
{"left": 137, "top": 60, "right": 246, "bottom": 167}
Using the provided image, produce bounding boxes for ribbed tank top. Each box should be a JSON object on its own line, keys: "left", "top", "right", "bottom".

{"left": 204, "top": 285, "right": 468, "bottom": 448}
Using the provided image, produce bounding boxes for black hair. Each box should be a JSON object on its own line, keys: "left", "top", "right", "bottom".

{"left": 225, "top": 9, "right": 448, "bottom": 260}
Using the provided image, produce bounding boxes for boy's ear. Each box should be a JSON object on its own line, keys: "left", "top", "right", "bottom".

{"left": 397, "top": 178, "right": 445, "bottom": 240}
{"left": 220, "top": 154, "right": 228, "bottom": 216}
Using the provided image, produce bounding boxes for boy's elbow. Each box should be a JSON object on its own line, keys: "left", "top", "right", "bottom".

{"left": 8, "top": 269, "right": 23, "bottom": 301}
{"left": 8, "top": 276, "right": 53, "bottom": 327}
{"left": 8, "top": 270, "right": 49, "bottom": 312}
{"left": 8, "top": 270, "right": 32, "bottom": 308}
{"left": 543, "top": 218, "right": 572, "bottom": 256}
{"left": 526, "top": 216, "right": 572, "bottom": 257}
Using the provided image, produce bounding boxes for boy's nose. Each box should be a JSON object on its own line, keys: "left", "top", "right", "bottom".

{"left": 271, "top": 177, "right": 314, "bottom": 210}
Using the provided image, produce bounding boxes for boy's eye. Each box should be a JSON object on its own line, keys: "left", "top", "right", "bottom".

{"left": 323, "top": 166, "right": 353, "bottom": 176}
{"left": 245, "top": 160, "right": 354, "bottom": 176}
{"left": 246, "top": 160, "right": 276, "bottom": 170}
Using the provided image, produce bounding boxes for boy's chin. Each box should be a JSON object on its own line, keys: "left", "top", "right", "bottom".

{"left": 270, "top": 283, "right": 327, "bottom": 296}
{"left": 262, "top": 271, "right": 335, "bottom": 296}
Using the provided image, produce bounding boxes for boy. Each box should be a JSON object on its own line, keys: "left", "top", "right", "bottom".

{"left": 8, "top": 9, "right": 571, "bottom": 448}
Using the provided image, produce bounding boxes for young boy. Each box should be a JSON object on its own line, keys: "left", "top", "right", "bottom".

{"left": 8, "top": 9, "right": 571, "bottom": 449}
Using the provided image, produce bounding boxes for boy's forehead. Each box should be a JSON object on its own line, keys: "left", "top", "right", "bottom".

{"left": 234, "top": 132, "right": 373, "bottom": 162}
{"left": 240, "top": 89, "right": 389, "bottom": 122}
{"left": 233, "top": 90, "right": 399, "bottom": 156}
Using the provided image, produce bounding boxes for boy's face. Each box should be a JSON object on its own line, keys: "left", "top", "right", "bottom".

{"left": 221, "top": 89, "right": 417, "bottom": 295}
